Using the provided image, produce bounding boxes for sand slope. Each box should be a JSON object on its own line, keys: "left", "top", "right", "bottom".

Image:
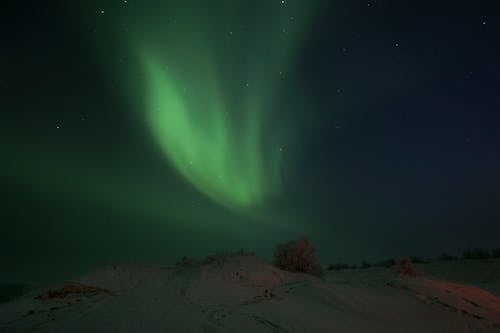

{"left": 1, "top": 255, "right": 499, "bottom": 332}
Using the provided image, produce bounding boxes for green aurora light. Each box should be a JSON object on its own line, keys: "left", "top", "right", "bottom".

{"left": 134, "top": 1, "right": 317, "bottom": 211}
{"left": 0, "top": 1, "right": 319, "bottom": 221}
{"left": 143, "top": 55, "right": 275, "bottom": 209}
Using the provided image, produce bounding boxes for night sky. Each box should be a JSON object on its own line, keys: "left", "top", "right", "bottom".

{"left": 2, "top": 0, "right": 500, "bottom": 283}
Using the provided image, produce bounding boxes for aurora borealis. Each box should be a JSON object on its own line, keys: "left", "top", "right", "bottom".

{"left": 2, "top": 0, "right": 500, "bottom": 283}
{"left": 133, "top": 1, "right": 317, "bottom": 210}
{"left": 144, "top": 54, "right": 279, "bottom": 210}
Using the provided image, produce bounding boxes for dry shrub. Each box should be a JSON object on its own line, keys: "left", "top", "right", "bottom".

{"left": 395, "top": 257, "right": 420, "bottom": 277}
{"left": 273, "top": 236, "right": 323, "bottom": 277}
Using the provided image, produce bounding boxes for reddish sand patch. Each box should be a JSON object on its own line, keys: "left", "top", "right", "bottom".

{"left": 395, "top": 276, "right": 500, "bottom": 326}
{"left": 35, "top": 282, "right": 111, "bottom": 301}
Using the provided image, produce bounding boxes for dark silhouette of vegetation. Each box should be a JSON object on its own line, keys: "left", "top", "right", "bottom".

{"left": 462, "top": 248, "right": 491, "bottom": 260}
{"left": 327, "top": 263, "right": 351, "bottom": 270}
{"left": 201, "top": 249, "right": 256, "bottom": 266}
{"left": 361, "top": 261, "right": 372, "bottom": 269}
{"left": 373, "top": 258, "right": 395, "bottom": 268}
{"left": 325, "top": 248, "right": 499, "bottom": 272}
{"left": 395, "top": 258, "right": 420, "bottom": 277}
{"left": 175, "top": 256, "right": 199, "bottom": 268}
{"left": 273, "top": 236, "right": 323, "bottom": 277}
{"left": 175, "top": 246, "right": 499, "bottom": 277}
{"left": 409, "top": 256, "right": 430, "bottom": 264}
{"left": 437, "top": 253, "right": 458, "bottom": 261}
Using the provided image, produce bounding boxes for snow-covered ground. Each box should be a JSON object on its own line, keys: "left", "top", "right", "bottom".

{"left": 1, "top": 255, "right": 499, "bottom": 332}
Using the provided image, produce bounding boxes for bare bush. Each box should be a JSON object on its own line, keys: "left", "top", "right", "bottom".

{"left": 273, "top": 236, "right": 323, "bottom": 277}
{"left": 395, "top": 257, "right": 420, "bottom": 277}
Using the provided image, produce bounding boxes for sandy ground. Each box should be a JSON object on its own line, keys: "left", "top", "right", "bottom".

{"left": 1, "top": 256, "right": 499, "bottom": 332}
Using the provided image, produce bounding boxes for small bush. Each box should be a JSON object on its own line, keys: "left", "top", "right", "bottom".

{"left": 437, "top": 253, "right": 457, "bottom": 261}
{"left": 327, "top": 263, "right": 350, "bottom": 270}
{"left": 201, "top": 253, "right": 227, "bottom": 266}
{"left": 462, "top": 248, "right": 491, "bottom": 260}
{"left": 273, "top": 236, "right": 323, "bottom": 277}
{"left": 373, "top": 258, "right": 395, "bottom": 268}
{"left": 201, "top": 250, "right": 255, "bottom": 267}
{"left": 410, "top": 256, "right": 430, "bottom": 264}
{"left": 395, "top": 258, "right": 419, "bottom": 277}
{"left": 361, "top": 261, "right": 372, "bottom": 269}
{"left": 175, "top": 256, "right": 199, "bottom": 268}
